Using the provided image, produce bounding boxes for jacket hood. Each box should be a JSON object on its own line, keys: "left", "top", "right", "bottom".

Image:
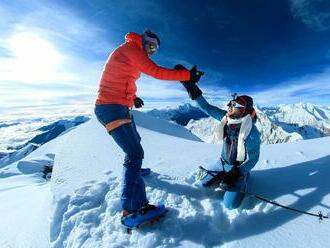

{"left": 125, "top": 32, "right": 143, "bottom": 48}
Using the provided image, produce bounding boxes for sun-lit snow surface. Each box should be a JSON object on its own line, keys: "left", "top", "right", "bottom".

{"left": 50, "top": 111, "right": 330, "bottom": 248}
{"left": 0, "top": 141, "right": 59, "bottom": 248}
{"left": 1, "top": 110, "right": 330, "bottom": 248}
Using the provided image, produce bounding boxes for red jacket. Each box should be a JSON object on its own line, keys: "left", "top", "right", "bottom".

{"left": 96, "top": 32, "right": 191, "bottom": 107}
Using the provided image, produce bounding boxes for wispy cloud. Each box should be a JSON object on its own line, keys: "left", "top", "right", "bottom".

{"left": 0, "top": 2, "right": 109, "bottom": 71}
{"left": 0, "top": 1, "right": 112, "bottom": 53}
{"left": 138, "top": 66, "right": 330, "bottom": 108}
{"left": 0, "top": 1, "right": 110, "bottom": 110}
{"left": 252, "top": 68, "right": 330, "bottom": 106}
{"left": 136, "top": 72, "right": 231, "bottom": 109}
{"left": 2, "top": 0, "right": 330, "bottom": 113}
{"left": 290, "top": 0, "right": 330, "bottom": 31}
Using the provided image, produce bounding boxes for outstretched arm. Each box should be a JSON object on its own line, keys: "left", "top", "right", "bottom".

{"left": 195, "top": 95, "right": 226, "bottom": 121}
{"left": 133, "top": 49, "right": 191, "bottom": 81}
{"left": 173, "top": 64, "right": 225, "bottom": 121}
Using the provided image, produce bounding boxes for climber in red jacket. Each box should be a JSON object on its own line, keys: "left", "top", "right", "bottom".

{"left": 95, "top": 30, "right": 204, "bottom": 226}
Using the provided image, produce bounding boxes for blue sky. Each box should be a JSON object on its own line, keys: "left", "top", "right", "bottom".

{"left": 1, "top": 0, "right": 330, "bottom": 112}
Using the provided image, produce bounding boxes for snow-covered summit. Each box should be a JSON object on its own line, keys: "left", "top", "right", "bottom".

{"left": 262, "top": 103, "right": 330, "bottom": 139}
{"left": 1, "top": 110, "right": 330, "bottom": 248}
{"left": 263, "top": 103, "right": 330, "bottom": 128}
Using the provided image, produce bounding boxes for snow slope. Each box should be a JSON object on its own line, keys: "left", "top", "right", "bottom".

{"left": 0, "top": 175, "right": 51, "bottom": 248}
{"left": 1, "top": 110, "right": 330, "bottom": 248}
{"left": 50, "top": 111, "right": 330, "bottom": 248}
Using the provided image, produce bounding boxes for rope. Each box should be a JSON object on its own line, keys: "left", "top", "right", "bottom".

{"left": 243, "top": 191, "right": 329, "bottom": 221}
{"left": 198, "top": 166, "right": 329, "bottom": 221}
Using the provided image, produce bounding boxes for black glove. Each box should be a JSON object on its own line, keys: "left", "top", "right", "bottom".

{"left": 174, "top": 64, "right": 203, "bottom": 100}
{"left": 219, "top": 166, "right": 241, "bottom": 191}
{"left": 134, "top": 97, "right": 144, "bottom": 108}
{"left": 203, "top": 170, "right": 226, "bottom": 188}
{"left": 183, "top": 81, "right": 203, "bottom": 100}
{"left": 232, "top": 161, "right": 242, "bottom": 167}
{"left": 190, "top": 65, "right": 204, "bottom": 83}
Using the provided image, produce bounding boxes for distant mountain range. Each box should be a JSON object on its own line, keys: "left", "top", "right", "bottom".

{"left": 146, "top": 103, "right": 208, "bottom": 125}
{"left": 262, "top": 103, "right": 330, "bottom": 139}
{"left": 146, "top": 102, "right": 330, "bottom": 144}
{"left": 0, "top": 116, "right": 89, "bottom": 167}
{"left": 1, "top": 102, "right": 329, "bottom": 167}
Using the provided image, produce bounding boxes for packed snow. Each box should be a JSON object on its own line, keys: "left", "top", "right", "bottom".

{"left": 0, "top": 110, "right": 330, "bottom": 248}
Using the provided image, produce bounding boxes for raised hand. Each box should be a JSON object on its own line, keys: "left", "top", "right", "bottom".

{"left": 134, "top": 97, "right": 144, "bottom": 108}
{"left": 174, "top": 64, "right": 204, "bottom": 100}
{"left": 190, "top": 65, "right": 204, "bottom": 83}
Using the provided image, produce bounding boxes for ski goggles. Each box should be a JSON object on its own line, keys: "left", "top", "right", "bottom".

{"left": 228, "top": 100, "right": 245, "bottom": 108}
{"left": 143, "top": 35, "right": 159, "bottom": 53}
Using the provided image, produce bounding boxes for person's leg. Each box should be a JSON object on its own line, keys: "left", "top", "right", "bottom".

{"left": 111, "top": 121, "right": 147, "bottom": 212}
{"left": 130, "top": 114, "right": 141, "bottom": 143}
{"left": 223, "top": 190, "right": 244, "bottom": 209}
{"left": 223, "top": 173, "right": 249, "bottom": 209}
{"left": 94, "top": 105, "right": 147, "bottom": 212}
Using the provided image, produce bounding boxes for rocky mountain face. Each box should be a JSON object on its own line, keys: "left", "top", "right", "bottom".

{"left": 262, "top": 103, "right": 330, "bottom": 138}
{"left": 148, "top": 103, "right": 330, "bottom": 144}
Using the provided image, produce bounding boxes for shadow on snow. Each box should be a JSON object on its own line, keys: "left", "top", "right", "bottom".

{"left": 143, "top": 155, "right": 330, "bottom": 247}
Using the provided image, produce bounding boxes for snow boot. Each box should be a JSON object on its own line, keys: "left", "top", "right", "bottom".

{"left": 121, "top": 203, "right": 167, "bottom": 230}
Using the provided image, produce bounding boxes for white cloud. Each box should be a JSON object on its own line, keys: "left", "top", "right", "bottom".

{"left": 135, "top": 72, "right": 231, "bottom": 110}
{"left": 139, "top": 67, "right": 330, "bottom": 108}
{"left": 0, "top": 80, "right": 97, "bottom": 110}
{"left": 0, "top": 1, "right": 110, "bottom": 109}
{"left": 252, "top": 68, "right": 330, "bottom": 106}
{"left": 137, "top": 75, "right": 188, "bottom": 99}
{"left": 0, "top": 32, "right": 68, "bottom": 84}
{"left": 0, "top": 4, "right": 110, "bottom": 83}
{"left": 290, "top": 0, "right": 330, "bottom": 31}
{"left": 2, "top": 1, "right": 329, "bottom": 113}
{"left": 14, "top": 5, "right": 112, "bottom": 54}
